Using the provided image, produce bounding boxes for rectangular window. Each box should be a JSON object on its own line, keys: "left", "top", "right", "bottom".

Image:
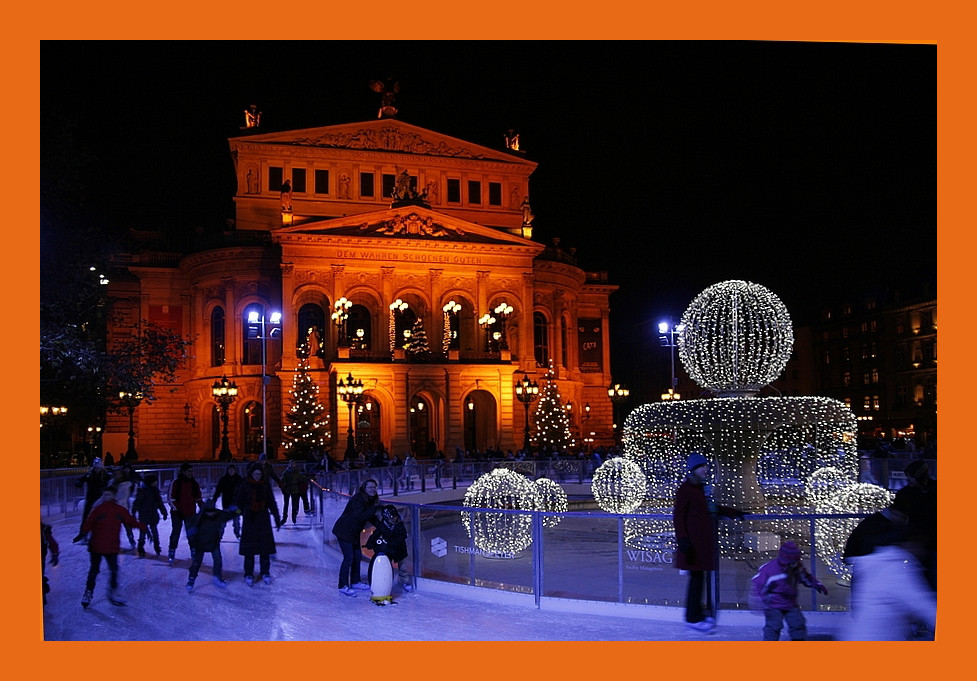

{"left": 447, "top": 179, "right": 461, "bottom": 203}
{"left": 268, "top": 166, "right": 283, "bottom": 192}
{"left": 360, "top": 172, "right": 375, "bottom": 198}
{"left": 291, "top": 168, "right": 306, "bottom": 193}
{"left": 382, "top": 173, "right": 396, "bottom": 199}
{"left": 488, "top": 182, "right": 502, "bottom": 206}
{"left": 468, "top": 180, "right": 481, "bottom": 204}
{"left": 315, "top": 169, "right": 330, "bottom": 195}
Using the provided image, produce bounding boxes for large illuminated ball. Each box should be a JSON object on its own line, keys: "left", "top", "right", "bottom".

{"left": 678, "top": 280, "right": 793, "bottom": 396}
{"left": 533, "top": 477, "right": 568, "bottom": 528}
{"left": 592, "top": 457, "right": 647, "bottom": 513}
{"left": 462, "top": 469, "right": 539, "bottom": 553}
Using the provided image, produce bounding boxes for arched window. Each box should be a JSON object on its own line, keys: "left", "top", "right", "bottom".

{"left": 211, "top": 306, "right": 225, "bottom": 367}
{"left": 534, "top": 312, "right": 550, "bottom": 368}
{"left": 243, "top": 401, "right": 263, "bottom": 456}
{"left": 297, "top": 303, "right": 326, "bottom": 358}
{"left": 242, "top": 304, "right": 263, "bottom": 366}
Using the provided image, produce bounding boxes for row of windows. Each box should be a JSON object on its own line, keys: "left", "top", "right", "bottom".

{"left": 211, "top": 304, "right": 572, "bottom": 369}
{"left": 269, "top": 166, "right": 506, "bottom": 206}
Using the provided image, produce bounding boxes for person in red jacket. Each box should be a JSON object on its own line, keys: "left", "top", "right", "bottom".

{"left": 80, "top": 485, "right": 147, "bottom": 608}
{"left": 672, "top": 453, "right": 745, "bottom": 633}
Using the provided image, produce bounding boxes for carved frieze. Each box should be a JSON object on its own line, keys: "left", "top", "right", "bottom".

{"left": 292, "top": 126, "right": 495, "bottom": 159}
{"left": 359, "top": 212, "right": 464, "bottom": 238}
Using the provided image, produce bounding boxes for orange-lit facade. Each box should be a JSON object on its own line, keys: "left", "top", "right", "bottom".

{"left": 106, "top": 119, "right": 618, "bottom": 461}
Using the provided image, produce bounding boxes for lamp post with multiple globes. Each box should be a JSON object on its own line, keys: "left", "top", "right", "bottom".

{"left": 607, "top": 382, "right": 630, "bottom": 446}
{"left": 247, "top": 310, "right": 282, "bottom": 459}
{"left": 117, "top": 391, "right": 143, "bottom": 461}
{"left": 212, "top": 376, "right": 238, "bottom": 460}
{"left": 337, "top": 372, "right": 364, "bottom": 462}
{"left": 514, "top": 372, "right": 540, "bottom": 453}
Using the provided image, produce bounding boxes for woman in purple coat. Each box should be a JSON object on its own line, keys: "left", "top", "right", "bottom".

{"left": 673, "top": 453, "right": 744, "bottom": 632}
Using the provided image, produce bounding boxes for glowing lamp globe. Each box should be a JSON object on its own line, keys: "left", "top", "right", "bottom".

{"left": 533, "top": 477, "right": 568, "bottom": 528}
{"left": 678, "top": 280, "right": 793, "bottom": 397}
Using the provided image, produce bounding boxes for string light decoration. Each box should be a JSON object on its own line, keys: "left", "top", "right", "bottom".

{"left": 592, "top": 457, "right": 647, "bottom": 514}
{"left": 462, "top": 468, "right": 540, "bottom": 553}
{"left": 677, "top": 280, "right": 793, "bottom": 397}
{"left": 531, "top": 364, "right": 576, "bottom": 452}
{"left": 813, "top": 482, "right": 893, "bottom": 580}
{"left": 805, "top": 466, "right": 851, "bottom": 507}
{"left": 406, "top": 317, "right": 431, "bottom": 358}
{"left": 388, "top": 298, "right": 408, "bottom": 353}
{"left": 533, "top": 477, "right": 568, "bottom": 528}
{"left": 624, "top": 506, "right": 675, "bottom": 551}
{"left": 442, "top": 300, "right": 460, "bottom": 354}
{"left": 282, "top": 350, "right": 331, "bottom": 458}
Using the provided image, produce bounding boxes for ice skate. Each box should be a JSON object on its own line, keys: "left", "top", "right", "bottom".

{"left": 186, "top": 579, "right": 195, "bottom": 593}
{"left": 262, "top": 574, "right": 271, "bottom": 585}
{"left": 81, "top": 589, "right": 93, "bottom": 608}
{"left": 213, "top": 576, "right": 228, "bottom": 588}
{"left": 245, "top": 575, "right": 254, "bottom": 586}
{"left": 108, "top": 589, "right": 127, "bottom": 606}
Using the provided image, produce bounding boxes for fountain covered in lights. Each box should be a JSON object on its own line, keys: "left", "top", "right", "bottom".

{"left": 603, "top": 280, "right": 891, "bottom": 578}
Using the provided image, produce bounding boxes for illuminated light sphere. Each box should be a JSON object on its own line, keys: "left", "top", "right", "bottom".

{"left": 462, "top": 468, "right": 539, "bottom": 553}
{"left": 805, "top": 466, "right": 852, "bottom": 507}
{"left": 678, "top": 280, "right": 793, "bottom": 397}
{"left": 533, "top": 477, "right": 568, "bottom": 528}
{"left": 592, "top": 457, "right": 647, "bottom": 513}
{"left": 814, "top": 482, "right": 894, "bottom": 580}
{"left": 624, "top": 506, "right": 675, "bottom": 551}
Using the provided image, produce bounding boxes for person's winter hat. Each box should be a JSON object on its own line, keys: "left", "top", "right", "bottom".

{"left": 143, "top": 473, "right": 158, "bottom": 485}
{"left": 687, "top": 453, "right": 709, "bottom": 472}
{"left": 180, "top": 462, "right": 192, "bottom": 472}
{"left": 904, "top": 460, "right": 930, "bottom": 483}
{"left": 778, "top": 541, "right": 802, "bottom": 565}
{"left": 102, "top": 485, "right": 118, "bottom": 497}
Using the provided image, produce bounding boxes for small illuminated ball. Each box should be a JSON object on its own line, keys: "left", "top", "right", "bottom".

{"left": 805, "top": 466, "right": 852, "bottom": 507}
{"left": 592, "top": 457, "right": 647, "bottom": 513}
{"left": 678, "top": 280, "right": 793, "bottom": 396}
{"left": 462, "top": 469, "right": 539, "bottom": 553}
{"left": 814, "top": 482, "right": 893, "bottom": 579}
{"left": 533, "top": 477, "right": 568, "bottom": 528}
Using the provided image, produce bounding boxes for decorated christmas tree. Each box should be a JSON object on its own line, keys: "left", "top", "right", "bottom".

{"left": 407, "top": 317, "right": 431, "bottom": 358}
{"left": 282, "top": 350, "right": 331, "bottom": 459}
{"left": 531, "top": 365, "right": 576, "bottom": 453}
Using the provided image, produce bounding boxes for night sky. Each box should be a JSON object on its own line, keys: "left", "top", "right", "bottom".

{"left": 41, "top": 40, "right": 935, "bottom": 399}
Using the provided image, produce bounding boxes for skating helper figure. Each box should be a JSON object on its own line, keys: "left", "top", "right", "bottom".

{"left": 366, "top": 505, "right": 411, "bottom": 605}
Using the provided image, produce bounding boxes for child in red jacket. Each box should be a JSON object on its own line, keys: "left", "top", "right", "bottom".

{"left": 80, "top": 485, "right": 147, "bottom": 608}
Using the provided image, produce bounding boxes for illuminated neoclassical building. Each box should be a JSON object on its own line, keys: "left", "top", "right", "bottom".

{"left": 106, "top": 115, "right": 619, "bottom": 461}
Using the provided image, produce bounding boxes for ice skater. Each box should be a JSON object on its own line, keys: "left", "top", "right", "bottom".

{"left": 132, "top": 474, "right": 168, "bottom": 557}
{"left": 80, "top": 485, "right": 147, "bottom": 608}
{"left": 185, "top": 499, "right": 238, "bottom": 592}
{"left": 750, "top": 541, "right": 827, "bottom": 640}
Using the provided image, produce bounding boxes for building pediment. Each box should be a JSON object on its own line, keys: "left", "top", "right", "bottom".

{"left": 275, "top": 206, "right": 540, "bottom": 249}
{"left": 231, "top": 119, "right": 535, "bottom": 168}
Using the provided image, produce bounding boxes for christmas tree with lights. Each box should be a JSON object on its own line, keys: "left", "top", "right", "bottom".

{"left": 407, "top": 317, "right": 431, "bottom": 358}
{"left": 531, "top": 365, "right": 576, "bottom": 453}
{"left": 282, "top": 349, "right": 330, "bottom": 459}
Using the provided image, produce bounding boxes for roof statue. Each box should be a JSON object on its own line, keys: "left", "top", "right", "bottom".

{"left": 243, "top": 104, "right": 261, "bottom": 129}
{"left": 370, "top": 78, "right": 400, "bottom": 119}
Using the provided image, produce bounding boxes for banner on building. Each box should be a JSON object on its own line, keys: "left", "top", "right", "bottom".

{"left": 578, "top": 318, "right": 603, "bottom": 373}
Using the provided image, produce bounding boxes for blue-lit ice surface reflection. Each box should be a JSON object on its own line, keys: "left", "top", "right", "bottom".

{"left": 41, "top": 487, "right": 845, "bottom": 642}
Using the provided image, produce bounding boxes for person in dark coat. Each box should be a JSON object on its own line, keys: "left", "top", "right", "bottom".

{"left": 215, "top": 464, "right": 243, "bottom": 539}
{"left": 280, "top": 459, "right": 309, "bottom": 524}
{"left": 41, "top": 521, "right": 60, "bottom": 606}
{"left": 366, "top": 504, "right": 412, "bottom": 592}
{"left": 73, "top": 457, "right": 112, "bottom": 543}
{"left": 167, "top": 463, "right": 204, "bottom": 564}
{"left": 332, "top": 478, "right": 380, "bottom": 596}
{"left": 235, "top": 463, "right": 282, "bottom": 585}
{"left": 132, "top": 473, "right": 168, "bottom": 557}
{"left": 80, "top": 485, "right": 147, "bottom": 608}
{"left": 672, "top": 453, "right": 744, "bottom": 632}
{"left": 897, "top": 460, "right": 937, "bottom": 590}
{"left": 185, "top": 498, "right": 238, "bottom": 591}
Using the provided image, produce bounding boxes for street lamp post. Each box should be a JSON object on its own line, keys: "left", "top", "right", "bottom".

{"left": 607, "top": 382, "right": 630, "bottom": 446}
{"left": 658, "top": 320, "right": 685, "bottom": 399}
{"left": 493, "top": 301, "right": 513, "bottom": 350}
{"left": 331, "top": 297, "right": 352, "bottom": 346}
{"left": 248, "top": 310, "right": 282, "bottom": 459}
{"left": 514, "top": 372, "right": 540, "bottom": 453}
{"left": 212, "top": 376, "right": 239, "bottom": 461}
{"left": 117, "top": 391, "right": 143, "bottom": 462}
{"left": 337, "top": 371, "right": 364, "bottom": 462}
{"left": 478, "top": 312, "right": 497, "bottom": 352}
{"left": 466, "top": 395, "right": 476, "bottom": 451}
